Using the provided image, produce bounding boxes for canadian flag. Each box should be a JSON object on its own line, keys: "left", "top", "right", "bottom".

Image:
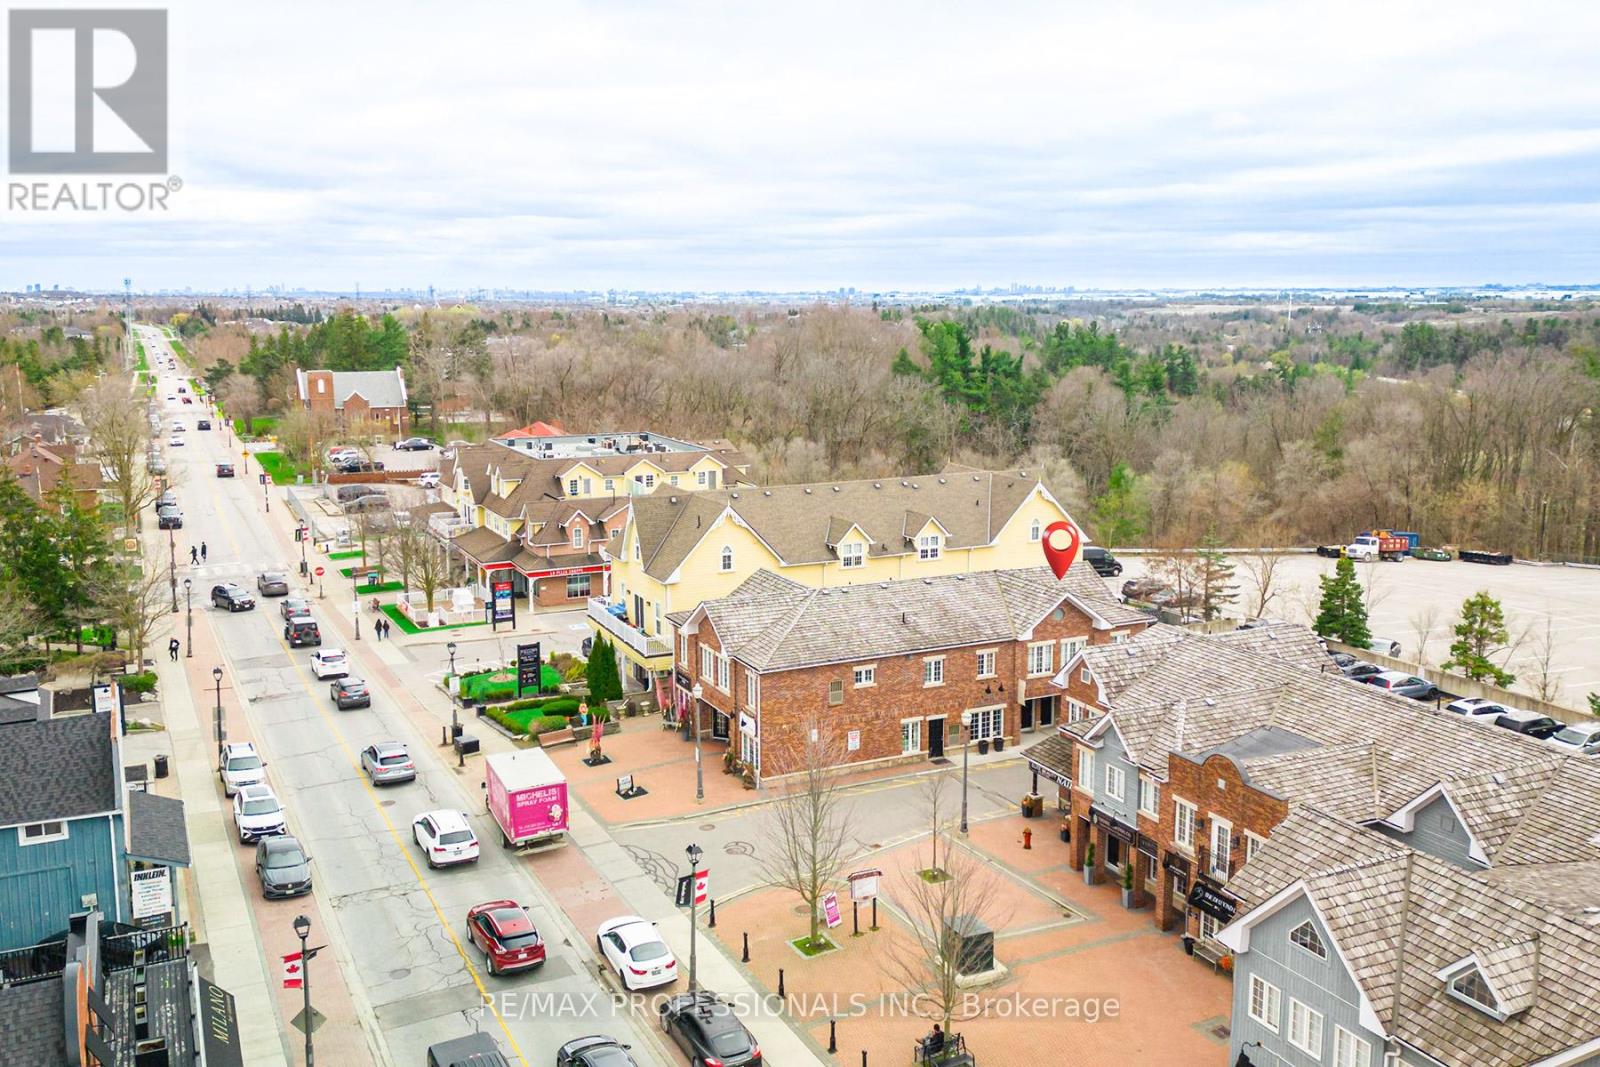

{"left": 282, "top": 951, "right": 304, "bottom": 989}
{"left": 694, "top": 868, "right": 709, "bottom": 906}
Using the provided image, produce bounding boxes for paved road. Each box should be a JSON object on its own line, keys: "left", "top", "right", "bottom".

{"left": 142, "top": 326, "right": 670, "bottom": 1066}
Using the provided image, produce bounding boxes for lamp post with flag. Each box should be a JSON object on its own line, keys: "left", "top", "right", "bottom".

{"left": 678, "top": 843, "right": 708, "bottom": 990}
{"left": 286, "top": 915, "right": 324, "bottom": 1066}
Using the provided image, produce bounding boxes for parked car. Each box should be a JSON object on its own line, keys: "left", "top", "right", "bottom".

{"left": 327, "top": 447, "right": 360, "bottom": 463}
{"left": 157, "top": 506, "right": 183, "bottom": 530}
{"left": 1546, "top": 721, "right": 1600, "bottom": 756}
{"left": 417, "top": 471, "right": 441, "bottom": 489}
{"left": 255, "top": 835, "right": 313, "bottom": 899}
{"left": 334, "top": 458, "right": 385, "bottom": 474}
{"left": 330, "top": 676, "right": 371, "bottom": 709}
{"left": 343, "top": 494, "right": 391, "bottom": 514}
{"left": 412, "top": 809, "right": 480, "bottom": 868}
{"left": 1120, "top": 577, "right": 1168, "bottom": 603}
{"left": 466, "top": 899, "right": 546, "bottom": 975}
{"left": 232, "top": 784, "right": 287, "bottom": 844}
{"left": 428, "top": 1034, "right": 510, "bottom": 1067}
{"left": 394, "top": 437, "right": 435, "bottom": 451}
{"left": 1368, "top": 636, "right": 1403, "bottom": 657}
{"left": 1362, "top": 671, "right": 1440, "bottom": 701}
{"left": 219, "top": 741, "right": 266, "bottom": 797}
{"left": 211, "top": 583, "right": 255, "bottom": 611}
{"left": 1492, "top": 710, "right": 1566, "bottom": 739}
{"left": 181, "top": 396, "right": 193, "bottom": 405}
{"left": 215, "top": 462, "right": 235, "bottom": 477}
{"left": 1342, "top": 661, "right": 1385, "bottom": 683}
{"left": 660, "top": 993, "right": 762, "bottom": 1067}
{"left": 256, "top": 572, "right": 290, "bottom": 597}
{"left": 1327, "top": 650, "right": 1357, "bottom": 670}
{"left": 1413, "top": 547, "right": 1452, "bottom": 561}
{"left": 1082, "top": 546, "right": 1122, "bottom": 577}
{"left": 154, "top": 490, "right": 177, "bottom": 511}
{"left": 1444, "top": 697, "right": 1514, "bottom": 724}
{"left": 167, "top": 435, "right": 184, "bottom": 447}
{"left": 147, "top": 455, "right": 167, "bottom": 475}
{"left": 360, "top": 741, "right": 416, "bottom": 785}
{"left": 597, "top": 915, "right": 678, "bottom": 990}
{"left": 310, "top": 648, "right": 349, "bottom": 679}
{"left": 281, "top": 597, "right": 312, "bottom": 621}
{"left": 285, "top": 617, "right": 321, "bottom": 648}
{"left": 555, "top": 1037, "right": 637, "bottom": 1067}
{"left": 334, "top": 484, "right": 387, "bottom": 504}
{"left": 197, "top": 419, "right": 211, "bottom": 430}
{"left": 170, "top": 423, "right": 185, "bottom": 433}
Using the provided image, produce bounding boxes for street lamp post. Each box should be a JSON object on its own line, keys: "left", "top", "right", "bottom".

{"left": 447, "top": 641, "right": 459, "bottom": 728}
{"left": 168, "top": 525, "right": 178, "bottom": 613}
{"left": 960, "top": 710, "right": 972, "bottom": 835}
{"left": 212, "top": 666, "right": 224, "bottom": 759}
{"left": 691, "top": 683, "right": 704, "bottom": 802}
{"left": 292, "top": 914, "right": 322, "bottom": 1067}
{"left": 298, "top": 524, "right": 309, "bottom": 576}
{"left": 183, "top": 578, "right": 193, "bottom": 658}
{"left": 686, "top": 843, "right": 703, "bottom": 991}
{"left": 353, "top": 591, "right": 361, "bottom": 641}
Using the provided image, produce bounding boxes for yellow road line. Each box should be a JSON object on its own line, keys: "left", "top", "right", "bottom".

{"left": 205, "top": 472, "right": 531, "bottom": 1067}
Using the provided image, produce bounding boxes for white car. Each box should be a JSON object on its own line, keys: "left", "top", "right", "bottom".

{"left": 1547, "top": 722, "right": 1600, "bottom": 756}
{"left": 232, "top": 784, "right": 287, "bottom": 843}
{"left": 412, "top": 809, "right": 479, "bottom": 868}
{"left": 219, "top": 741, "right": 267, "bottom": 797}
{"left": 327, "top": 447, "right": 360, "bottom": 464}
{"left": 168, "top": 435, "right": 185, "bottom": 447}
{"left": 597, "top": 915, "right": 678, "bottom": 990}
{"left": 1443, "top": 697, "right": 1513, "bottom": 724}
{"left": 417, "top": 471, "right": 440, "bottom": 489}
{"left": 310, "top": 648, "right": 349, "bottom": 679}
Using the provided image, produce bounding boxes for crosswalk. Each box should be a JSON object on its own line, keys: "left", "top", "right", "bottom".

{"left": 167, "top": 561, "right": 308, "bottom": 582}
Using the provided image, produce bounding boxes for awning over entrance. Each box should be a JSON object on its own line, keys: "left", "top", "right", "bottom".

{"left": 1021, "top": 733, "right": 1074, "bottom": 789}
{"left": 1187, "top": 880, "right": 1238, "bottom": 923}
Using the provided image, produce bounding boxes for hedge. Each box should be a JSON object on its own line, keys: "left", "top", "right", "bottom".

{"left": 486, "top": 709, "right": 574, "bottom": 736}
{"left": 120, "top": 671, "right": 158, "bottom": 694}
{"left": 457, "top": 666, "right": 562, "bottom": 703}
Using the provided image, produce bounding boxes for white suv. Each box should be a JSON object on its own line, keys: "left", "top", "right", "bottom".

{"left": 232, "top": 784, "right": 287, "bottom": 843}
{"left": 311, "top": 648, "right": 349, "bottom": 679}
{"left": 412, "top": 809, "right": 480, "bottom": 868}
{"left": 219, "top": 742, "right": 267, "bottom": 796}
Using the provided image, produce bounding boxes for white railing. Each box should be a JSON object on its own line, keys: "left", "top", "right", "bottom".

{"left": 429, "top": 513, "right": 471, "bottom": 540}
{"left": 587, "top": 597, "right": 670, "bottom": 658}
{"left": 399, "top": 587, "right": 479, "bottom": 628}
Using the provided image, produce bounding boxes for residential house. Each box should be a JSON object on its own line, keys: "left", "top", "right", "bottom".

{"left": 599, "top": 467, "right": 1085, "bottom": 692}
{"left": 0, "top": 705, "right": 190, "bottom": 951}
{"left": 436, "top": 439, "right": 751, "bottom": 609}
{"left": 5, "top": 438, "right": 102, "bottom": 511}
{"left": 668, "top": 565, "right": 1148, "bottom": 783}
{"left": 294, "top": 367, "right": 408, "bottom": 431}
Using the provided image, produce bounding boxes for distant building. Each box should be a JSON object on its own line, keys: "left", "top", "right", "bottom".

{"left": 6, "top": 439, "right": 103, "bottom": 511}
{"left": 294, "top": 367, "right": 408, "bottom": 431}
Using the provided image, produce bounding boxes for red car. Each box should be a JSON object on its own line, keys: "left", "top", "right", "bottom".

{"left": 466, "top": 899, "right": 545, "bottom": 975}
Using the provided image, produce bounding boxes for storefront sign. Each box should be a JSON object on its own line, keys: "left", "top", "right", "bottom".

{"left": 92, "top": 683, "right": 116, "bottom": 717}
{"left": 1090, "top": 807, "right": 1136, "bottom": 843}
{"left": 522, "top": 562, "right": 608, "bottom": 580}
{"left": 1162, "top": 852, "right": 1192, "bottom": 881}
{"left": 1026, "top": 756, "right": 1070, "bottom": 788}
{"left": 1187, "top": 881, "right": 1237, "bottom": 923}
{"left": 674, "top": 668, "right": 692, "bottom": 690}
{"left": 739, "top": 712, "right": 756, "bottom": 737}
{"left": 1136, "top": 833, "right": 1158, "bottom": 858}
{"left": 516, "top": 642, "right": 542, "bottom": 695}
{"left": 198, "top": 976, "right": 244, "bottom": 1067}
{"left": 130, "top": 867, "right": 172, "bottom": 920}
{"left": 491, "top": 577, "right": 515, "bottom": 623}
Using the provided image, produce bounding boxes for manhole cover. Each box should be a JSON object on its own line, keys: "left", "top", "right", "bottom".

{"left": 699, "top": 823, "right": 716, "bottom": 831}
{"left": 380, "top": 800, "right": 395, "bottom": 807}
{"left": 1211, "top": 1025, "right": 1230, "bottom": 1040}
{"left": 389, "top": 968, "right": 410, "bottom": 980}
{"left": 793, "top": 905, "right": 809, "bottom": 915}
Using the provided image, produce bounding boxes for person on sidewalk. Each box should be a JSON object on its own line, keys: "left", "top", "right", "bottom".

{"left": 382, "top": 618, "right": 391, "bottom": 640}
{"left": 190, "top": 546, "right": 198, "bottom": 565}
{"left": 168, "top": 637, "right": 180, "bottom": 661}
{"left": 201, "top": 542, "right": 208, "bottom": 562}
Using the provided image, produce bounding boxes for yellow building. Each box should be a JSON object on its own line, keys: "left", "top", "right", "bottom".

{"left": 589, "top": 466, "right": 1086, "bottom": 686}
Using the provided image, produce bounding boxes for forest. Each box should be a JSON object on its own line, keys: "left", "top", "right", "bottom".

{"left": 166, "top": 297, "right": 1600, "bottom": 560}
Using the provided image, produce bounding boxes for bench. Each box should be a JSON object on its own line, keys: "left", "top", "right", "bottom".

{"left": 913, "top": 1033, "right": 974, "bottom": 1067}
{"left": 1191, "top": 937, "right": 1228, "bottom": 973}
{"left": 536, "top": 726, "right": 578, "bottom": 748}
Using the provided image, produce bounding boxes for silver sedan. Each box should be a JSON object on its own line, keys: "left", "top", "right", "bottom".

{"left": 360, "top": 741, "right": 416, "bottom": 785}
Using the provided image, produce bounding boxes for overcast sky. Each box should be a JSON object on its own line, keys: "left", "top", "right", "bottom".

{"left": 6, "top": 0, "right": 1600, "bottom": 293}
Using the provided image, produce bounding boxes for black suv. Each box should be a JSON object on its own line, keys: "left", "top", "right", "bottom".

{"left": 197, "top": 419, "right": 211, "bottom": 430}
{"left": 285, "top": 618, "right": 321, "bottom": 648}
{"left": 157, "top": 506, "right": 183, "bottom": 530}
{"left": 660, "top": 993, "right": 761, "bottom": 1067}
{"left": 211, "top": 583, "right": 256, "bottom": 612}
{"left": 1083, "top": 546, "right": 1122, "bottom": 577}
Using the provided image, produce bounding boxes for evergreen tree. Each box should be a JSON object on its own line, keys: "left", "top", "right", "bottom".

{"left": 1195, "top": 533, "right": 1238, "bottom": 621}
{"left": 1090, "top": 464, "right": 1146, "bottom": 546}
{"left": 1313, "top": 556, "right": 1371, "bottom": 647}
{"left": 1443, "top": 592, "right": 1516, "bottom": 686}
{"left": 585, "top": 635, "right": 623, "bottom": 702}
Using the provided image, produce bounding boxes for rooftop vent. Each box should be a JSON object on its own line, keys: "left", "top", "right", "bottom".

{"left": 1204, "top": 698, "right": 1216, "bottom": 706}
{"left": 900, "top": 481, "right": 908, "bottom": 487}
{"left": 874, "top": 482, "right": 881, "bottom": 489}
{"left": 805, "top": 488, "right": 813, "bottom": 494}
{"left": 832, "top": 486, "right": 840, "bottom": 492}
{"left": 924, "top": 579, "right": 933, "bottom": 585}
{"left": 670, "top": 496, "right": 678, "bottom": 505}
{"left": 763, "top": 490, "right": 771, "bottom": 496}
{"left": 1492, "top": 773, "right": 1507, "bottom": 786}
{"left": 938, "top": 477, "right": 947, "bottom": 484}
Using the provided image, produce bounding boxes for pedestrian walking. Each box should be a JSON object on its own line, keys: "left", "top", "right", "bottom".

{"left": 383, "top": 618, "right": 392, "bottom": 639}
{"left": 201, "top": 542, "right": 208, "bottom": 562}
{"left": 168, "top": 637, "right": 180, "bottom": 661}
{"left": 189, "top": 546, "right": 198, "bottom": 565}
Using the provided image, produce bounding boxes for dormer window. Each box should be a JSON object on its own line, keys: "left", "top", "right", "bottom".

{"left": 720, "top": 545, "right": 734, "bottom": 572}
{"left": 1290, "top": 920, "right": 1327, "bottom": 960}
{"left": 917, "top": 533, "right": 942, "bottom": 560}
{"left": 571, "top": 525, "right": 585, "bottom": 548}
{"left": 839, "top": 542, "right": 864, "bottom": 569}
{"left": 568, "top": 478, "right": 580, "bottom": 495}
{"left": 1450, "top": 968, "right": 1498, "bottom": 1012}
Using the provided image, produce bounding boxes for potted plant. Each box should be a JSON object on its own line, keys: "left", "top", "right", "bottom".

{"left": 1120, "top": 860, "right": 1135, "bottom": 909}
{"left": 741, "top": 765, "right": 756, "bottom": 790}
{"left": 1083, "top": 841, "right": 1096, "bottom": 885}
{"left": 723, "top": 749, "right": 740, "bottom": 774}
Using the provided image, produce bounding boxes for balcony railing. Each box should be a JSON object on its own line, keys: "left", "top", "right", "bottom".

{"left": 588, "top": 597, "right": 670, "bottom": 659}
{"left": 429, "top": 513, "right": 472, "bottom": 540}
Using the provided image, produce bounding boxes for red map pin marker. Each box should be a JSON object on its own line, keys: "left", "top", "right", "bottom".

{"left": 1042, "top": 521, "right": 1081, "bottom": 579}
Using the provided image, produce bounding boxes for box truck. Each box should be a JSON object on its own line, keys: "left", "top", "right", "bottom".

{"left": 484, "top": 748, "right": 569, "bottom": 849}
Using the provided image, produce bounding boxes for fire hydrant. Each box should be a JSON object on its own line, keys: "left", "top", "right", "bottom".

{"left": 1022, "top": 828, "right": 1033, "bottom": 850}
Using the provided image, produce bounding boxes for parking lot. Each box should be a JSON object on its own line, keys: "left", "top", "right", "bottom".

{"left": 1112, "top": 553, "right": 1600, "bottom": 709}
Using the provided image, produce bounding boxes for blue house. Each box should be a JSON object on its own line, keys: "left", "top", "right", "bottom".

{"left": 0, "top": 709, "right": 188, "bottom": 950}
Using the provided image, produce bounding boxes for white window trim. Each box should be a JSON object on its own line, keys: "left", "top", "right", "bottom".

{"left": 917, "top": 533, "right": 942, "bottom": 560}
{"left": 1059, "top": 636, "right": 1086, "bottom": 664}
{"left": 1247, "top": 974, "right": 1281, "bottom": 1033}
{"left": 1173, "top": 797, "right": 1197, "bottom": 853}
{"left": 1210, "top": 816, "right": 1233, "bottom": 879}
{"left": 1290, "top": 919, "right": 1328, "bottom": 961}
{"left": 1138, "top": 775, "right": 1160, "bottom": 817}
{"left": 852, "top": 664, "right": 877, "bottom": 688}
{"left": 1104, "top": 764, "right": 1125, "bottom": 803}
{"left": 745, "top": 671, "right": 759, "bottom": 711}
{"left": 901, "top": 717, "right": 923, "bottom": 753}
{"left": 719, "top": 545, "right": 734, "bottom": 573}
{"left": 1244, "top": 831, "right": 1268, "bottom": 865}
{"left": 1287, "top": 998, "right": 1324, "bottom": 1058}
{"left": 923, "top": 656, "right": 945, "bottom": 687}
{"left": 839, "top": 542, "right": 865, "bottom": 569}
{"left": 1026, "top": 640, "right": 1054, "bottom": 678}
{"left": 1333, "top": 1026, "right": 1372, "bottom": 1067}
{"left": 1029, "top": 519, "right": 1042, "bottom": 542}
{"left": 1077, "top": 749, "right": 1096, "bottom": 797}
{"left": 975, "top": 648, "right": 997, "bottom": 679}
{"left": 18, "top": 820, "right": 68, "bottom": 846}
{"left": 828, "top": 679, "right": 844, "bottom": 706}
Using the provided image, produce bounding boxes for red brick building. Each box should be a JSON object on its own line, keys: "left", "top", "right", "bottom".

{"left": 294, "top": 368, "right": 408, "bottom": 431}
{"left": 669, "top": 565, "right": 1149, "bottom": 784}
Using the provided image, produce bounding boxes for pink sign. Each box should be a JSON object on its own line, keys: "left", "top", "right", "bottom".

{"left": 822, "top": 890, "right": 842, "bottom": 929}
{"left": 488, "top": 775, "right": 568, "bottom": 841}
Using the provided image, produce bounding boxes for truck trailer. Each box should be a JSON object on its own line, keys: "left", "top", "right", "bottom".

{"left": 484, "top": 748, "right": 569, "bottom": 850}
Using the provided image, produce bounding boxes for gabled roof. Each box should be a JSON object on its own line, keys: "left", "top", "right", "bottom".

{"left": 498, "top": 420, "right": 564, "bottom": 439}
{"left": 125, "top": 790, "right": 190, "bottom": 867}
{"left": 297, "top": 367, "right": 407, "bottom": 409}
{"left": 0, "top": 714, "right": 117, "bottom": 826}
{"left": 628, "top": 470, "right": 1070, "bottom": 582}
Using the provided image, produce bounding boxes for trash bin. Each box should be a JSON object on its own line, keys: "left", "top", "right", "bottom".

{"left": 977, "top": 738, "right": 990, "bottom": 755}
{"left": 451, "top": 722, "right": 464, "bottom": 739}
{"left": 475, "top": 703, "right": 487, "bottom": 718}
{"left": 153, "top": 755, "right": 169, "bottom": 778}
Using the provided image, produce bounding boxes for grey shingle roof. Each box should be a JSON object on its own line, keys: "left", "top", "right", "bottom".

{"left": 696, "top": 563, "right": 1145, "bottom": 672}
{"left": 0, "top": 714, "right": 116, "bottom": 826}
{"left": 630, "top": 469, "right": 1064, "bottom": 582}
{"left": 126, "top": 790, "right": 190, "bottom": 867}
{"left": 304, "top": 368, "right": 406, "bottom": 409}
{"left": 0, "top": 978, "right": 66, "bottom": 1065}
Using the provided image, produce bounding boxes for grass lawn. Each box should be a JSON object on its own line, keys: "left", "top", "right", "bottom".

{"left": 327, "top": 549, "right": 366, "bottom": 561}
{"left": 458, "top": 665, "right": 563, "bottom": 702}
{"left": 789, "top": 935, "right": 838, "bottom": 957}
{"left": 234, "top": 416, "right": 279, "bottom": 439}
{"left": 441, "top": 421, "right": 487, "bottom": 443}
{"left": 169, "top": 337, "right": 188, "bottom": 359}
{"left": 380, "top": 603, "right": 485, "bottom": 636}
{"left": 254, "top": 451, "right": 305, "bottom": 485}
{"left": 355, "top": 580, "right": 405, "bottom": 593}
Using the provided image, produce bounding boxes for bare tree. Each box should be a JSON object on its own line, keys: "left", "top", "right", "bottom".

{"left": 1524, "top": 613, "right": 1562, "bottom": 703}
{"left": 381, "top": 515, "right": 453, "bottom": 612}
{"left": 881, "top": 839, "right": 1009, "bottom": 1032}
{"left": 1237, "top": 526, "right": 1289, "bottom": 619}
{"left": 80, "top": 373, "right": 158, "bottom": 533}
{"left": 219, "top": 375, "right": 262, "bottom": 436}
{"left": 918, "top": 770, "right": 956, "bottom": 877}
{"left": 1409, "top": 605, "right": 1442, "bottom": 667}
{"left": 757, "top": 712, "right": 854, "bottom": 949}
{"left": 90, "top": 561, "right": 168, "bottom": 669}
